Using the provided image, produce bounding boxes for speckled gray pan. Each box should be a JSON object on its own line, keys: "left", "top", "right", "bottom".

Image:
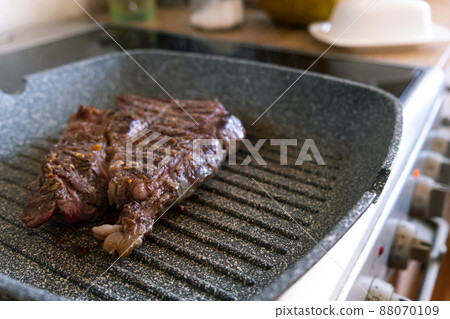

{"left": 0, "top": 50, "right": 401, "bottom": 300}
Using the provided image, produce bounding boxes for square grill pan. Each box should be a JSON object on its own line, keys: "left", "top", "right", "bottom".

{"left": 0, "top": 50, "right": 401, "bottom": 300}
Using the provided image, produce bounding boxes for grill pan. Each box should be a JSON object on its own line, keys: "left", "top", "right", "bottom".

{"left": 0, "top": 50, "right": 401, "bottom": 300}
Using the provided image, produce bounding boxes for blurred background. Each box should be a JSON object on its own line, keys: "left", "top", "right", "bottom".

{"left": 0, "top": 0, "right": 448, "bottom": 61}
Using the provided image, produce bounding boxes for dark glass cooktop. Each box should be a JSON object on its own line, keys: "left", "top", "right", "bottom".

{"left": 0, "top": 25, "right": 422, "bottom": 99}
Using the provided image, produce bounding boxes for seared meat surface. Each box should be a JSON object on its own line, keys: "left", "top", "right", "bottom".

{"left": 22, "top": 106, "right": 111, "bottom": 227}
{"left": 22, "top": 95, "right": 245, "bottom": 256}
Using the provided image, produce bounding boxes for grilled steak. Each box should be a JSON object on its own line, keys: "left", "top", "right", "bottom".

{"left": 22, "top": 95, "right": 245, "bottom": 257}
{"left": 22, "top": 106, "right": 111, "bottom": 227}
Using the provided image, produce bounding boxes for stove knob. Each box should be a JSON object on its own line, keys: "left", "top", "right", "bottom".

{"left": 366, "top": 278, "right": 410, "bottom": 301}
{"left": 420, "top": 151, "right": 450, "bottom": 184}
{"left": 430, "top": 130, "right": 450, "bottom": 158}
{"left": 388, "top": 220, "right": 432, "bottom": 269}
{"left": 442, "top": 116, "right": 450, "bottom": 127}
{"left": 410, "top": 175, "right": 448, "bottom": 219}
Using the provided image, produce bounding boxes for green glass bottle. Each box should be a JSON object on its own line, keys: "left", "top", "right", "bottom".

{"left": 109, "top": 0, "right": 156, "bottom": 23}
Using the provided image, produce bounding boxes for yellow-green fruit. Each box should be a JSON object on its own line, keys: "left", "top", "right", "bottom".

{"left": 258, "top": 0, "right": 339, "bottom": 27}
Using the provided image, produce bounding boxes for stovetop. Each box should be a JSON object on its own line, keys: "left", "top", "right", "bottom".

{"left": 0, "top": 24, "right": 422, "bottom": 100}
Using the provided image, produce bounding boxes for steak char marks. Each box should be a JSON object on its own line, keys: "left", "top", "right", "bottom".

{"left": 22, "top": 95, "right": 245, "bottom": 257}
{"left": 22, "top": 106, "right": 111, "bottom": 227}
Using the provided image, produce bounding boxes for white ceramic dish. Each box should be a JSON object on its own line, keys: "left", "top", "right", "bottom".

{"left": 309, "top": 21, "right": 450, "bottom": 48}
{"left": 308, "top": 0, "right": 450, "bottom": 48}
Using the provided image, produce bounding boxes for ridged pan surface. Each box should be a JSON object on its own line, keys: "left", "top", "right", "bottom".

{"left": 0, "top": 50, "right": 401, "bottom": 300}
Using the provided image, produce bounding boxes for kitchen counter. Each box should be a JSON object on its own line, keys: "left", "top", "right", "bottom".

{"left": 96, "top": 1, "right": 450, "bottom": 70}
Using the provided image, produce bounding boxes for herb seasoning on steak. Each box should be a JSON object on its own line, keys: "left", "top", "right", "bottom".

{"left": 22, "top": 106, "right": 111, "bottom": 227}
{"left": 22, "top": 95, "right": 245, "bottom": 257}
